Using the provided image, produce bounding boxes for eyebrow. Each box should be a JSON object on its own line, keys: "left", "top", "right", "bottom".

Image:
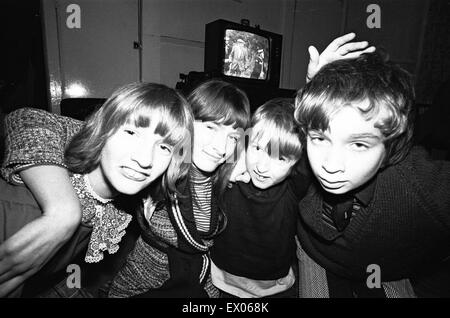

{"left": 348, "top": 133, "right": 382, "bottom": 140}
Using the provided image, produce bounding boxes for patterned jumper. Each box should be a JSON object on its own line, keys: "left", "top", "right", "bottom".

{"left": 1, "top": 108, "right": 133, "bottom": 265}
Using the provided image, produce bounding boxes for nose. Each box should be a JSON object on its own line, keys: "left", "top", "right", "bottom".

{"left": 211, "top": 132, "right": 228, "bottom": 158}
{"left": 322, "top": 147, "right": 345, "bottom": 174}
{"left": 131, "top": 140, "right": 154, "bottom": 169}
{"left": 255, "top": 153, "right": 270, "bottom": 173}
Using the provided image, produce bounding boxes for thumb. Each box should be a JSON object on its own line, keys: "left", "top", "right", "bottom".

{"left": 307, "top": 46, "right": 320, "bottom": 82}
{"left": 235, "top": 172, "right": 251, "bottom": 183}
{"left": 308, "top": 46, "right": 320, "bottom": 66}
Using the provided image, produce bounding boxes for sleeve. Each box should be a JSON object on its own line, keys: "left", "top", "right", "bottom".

{"left": 407, "top": 147, "right": 450, "bottom": 229}
{"left": 1, "top": 107, "right": 84, "bottom": 184}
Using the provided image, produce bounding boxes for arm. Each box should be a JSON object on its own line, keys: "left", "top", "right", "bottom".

{"left": 0, "top": 108, "right": 83, "bottom": 297}
{"left": 306, "top": 33, "right": 376, "bottom": 82}
{"left": 0, "top": 165, "right": 81, "bottom": 297}
{"left": 1, "top": 107, "right": 83, "bottom": 184}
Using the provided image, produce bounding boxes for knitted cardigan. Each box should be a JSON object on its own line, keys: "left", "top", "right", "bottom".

{"left": 297, "top": 147, "right": 450, "bottom": 297}
{"left": 108, "top": 172, "right": 220, "bottom": 298}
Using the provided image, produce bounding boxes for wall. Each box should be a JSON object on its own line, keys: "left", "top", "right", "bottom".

{"left": 42, "top": 0, "right": 432, "bottom": 112}
{"left": 141, "top": 0, "right": 294, "bottom": 89}
{"left": 42, "top": 0, "right": 140, "bottom": 113}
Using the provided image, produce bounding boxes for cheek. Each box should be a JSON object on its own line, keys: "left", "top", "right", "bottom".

{"left": 193, "top": 134, "right": 209, "bottom": 153}
{"left": 350, "top": 150, "right": 385, "bottom": 182}
{"left": 100, "top": 143, "right": 119, "bottom": 168}
{"left": 273, "top": 166, "right": 291, "bottom": 182}
{"left": 148, "top": 156, "right": 172, "bottom": 182}
{"left": 245, "top": 155, "right": 256, "bottom": 170}
{"left": 225, "top": 142, "right": 237, "bottom": 158}
{"left": 306, "top": 145, "right": 322, "bottom": 172}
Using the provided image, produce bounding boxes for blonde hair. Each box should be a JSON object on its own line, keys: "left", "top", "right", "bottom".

{"left": 65, "top": 82, "right": 194, "bottom": 195}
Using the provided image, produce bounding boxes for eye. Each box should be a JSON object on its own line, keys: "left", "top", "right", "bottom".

{"left": 205, "top": 123, "right": 215, "bottom": 130}
{"left": 350, "top": 142, "right": 370, "bottom": 151}
{"left": 229, "top": 135, "right": 239, "bottom": 143}
{"left": 309, "top": 135, "right": 324, "bottom": 142}
{"left": 159, "top": 143, "right": 173, "bottom": 155}
{"left": 308, "top": 133, "right": 326, "bottom": 145}
{"left": 278, "top": 156, "right": 287, "bottom": 162}
{"left": 124, "top": 128, "right": 136, "bottom": 136}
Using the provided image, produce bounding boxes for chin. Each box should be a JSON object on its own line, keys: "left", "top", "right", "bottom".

{"left": 193, "top": 160, "right": 220, "bottom": 173}
{"left": 320, "top": 185, "right": 350, "bottom": 195}
{"left": 113, "top": 180, "right": 151, "bottom": 196}
{"left": 250, "top": 178, "right": 271, "bottom": 190}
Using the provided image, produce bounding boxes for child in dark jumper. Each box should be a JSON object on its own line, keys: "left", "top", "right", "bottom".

{"left": 210, "top": 98, "right": 310, "bottom": 298}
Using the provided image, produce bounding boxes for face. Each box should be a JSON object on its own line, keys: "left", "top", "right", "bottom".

{"left": 192, "top": 121, "right": 241, "bottom": 173}
{"left": 246, "top": 133, "right": 297, "bottom": 190}
{"left": 89, "top": 120, "right": 174, "bottom": 198}
{"left": 306, "top": 104, "right": 386, "bottom": 195}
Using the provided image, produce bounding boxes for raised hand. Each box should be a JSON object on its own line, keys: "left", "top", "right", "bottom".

{"left": 306, "top": 33, "right": 376, "bottom": 82}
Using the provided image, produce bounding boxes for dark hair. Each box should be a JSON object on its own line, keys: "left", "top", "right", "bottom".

{"left": 295, "top": 52, "right": 415, "bottom": 166}
{"left": 188, "top": 79, "right": 250, "bottom": 235}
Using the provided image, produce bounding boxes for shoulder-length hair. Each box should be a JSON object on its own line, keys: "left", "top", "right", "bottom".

{"left": 188, "top": 79, "right": 250, "bottom": 196}
{"left": 65, "top": 82, "right": 194, "bottom": 196}
{"left": 187, "top": 79, "right": 250, "bottom": 235}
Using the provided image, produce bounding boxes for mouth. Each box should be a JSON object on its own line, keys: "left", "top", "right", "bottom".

{"left": 203, "top": 151, "right": 223, "bottom": 161}
{"left": 318, "top": 177, "right": 346, "bottom": 189}
{"left": 121, "top": 166, "right": 150, "bottom": 182}
{"left": 252, "top": 170, "right": 269, "bottom": 182}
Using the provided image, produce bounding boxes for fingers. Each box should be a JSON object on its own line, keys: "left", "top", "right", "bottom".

{"left": 306, "top": 46, "right": 320, "bottom": 82}
{"left": 337, "top": 41, "right": 370, "bottom": 55}
{"left": 308, "top": 46, "right": 320, "bottom": 63}
{"left": 0, "top": 275, "right": 26, "bottom": 297}
{"left": 0, "top": 256, "right": 27, "bottom": 284}
{"left": 327, "top": 32, "right": 356, "bottom": 51}
{"left": 339, "top": 46, "right": 376, "bottom": 59}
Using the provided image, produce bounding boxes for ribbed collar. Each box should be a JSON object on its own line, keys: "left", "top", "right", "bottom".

{"left": 236, "top": 178, "right": 288, "bottom": 203}
{"left": 191, "top": 165, "right": 212, "bottom": 183}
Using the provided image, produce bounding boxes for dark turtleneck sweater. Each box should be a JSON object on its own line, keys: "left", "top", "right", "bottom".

{"left": 211, "top": 168, "right": 310, "bottom": 280}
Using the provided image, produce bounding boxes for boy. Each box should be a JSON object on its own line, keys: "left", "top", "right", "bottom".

{"left": 294, "top": 53, "right": 450, "bottom": 297}
{"left": 210, "top": 98, "right": 310, "bottom": 298}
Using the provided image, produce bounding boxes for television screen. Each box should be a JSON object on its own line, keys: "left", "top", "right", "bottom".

{"left": 223, "top": 29, "right": 269, "bottom": 80}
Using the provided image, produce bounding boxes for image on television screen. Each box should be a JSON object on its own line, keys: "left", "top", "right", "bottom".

{"left": 223, "top": 29, "right": 269, "bottom": 80}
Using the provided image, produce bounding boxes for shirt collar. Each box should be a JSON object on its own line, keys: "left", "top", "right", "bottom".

{"left": 353, "top": 176, "right": 377, "bottom": 207}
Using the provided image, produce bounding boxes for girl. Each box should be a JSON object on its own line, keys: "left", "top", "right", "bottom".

{"left": 0, "top": 82, "right": 193, "bottom": 297}
{"left": 107, "top": 79, "right": 250, "bottom": 298}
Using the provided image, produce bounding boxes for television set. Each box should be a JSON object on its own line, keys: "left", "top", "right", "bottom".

{"left": 204, "top": 19, "right": 282, "bottom": 88}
